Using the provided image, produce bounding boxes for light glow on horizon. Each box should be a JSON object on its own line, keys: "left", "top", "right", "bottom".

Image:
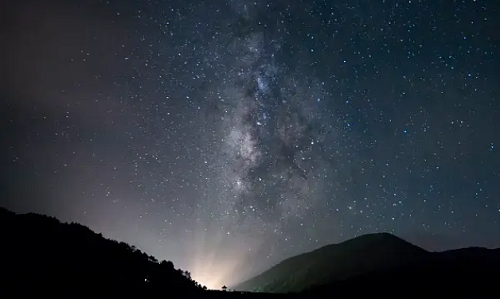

{"left": 187, "top": 225, "right": 265, "bottom": 290}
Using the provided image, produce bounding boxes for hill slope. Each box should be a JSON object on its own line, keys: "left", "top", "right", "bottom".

{"left": 0, "top": 208, "right": 203, "bottom": 297}
{"left": 233, "top": 233, "right": 428, "bottom": 292}
{"left": 234, "top": 232, "right": 500, "bottom": 296}
{"left": 305, "top": 246, "right": 500, "bottom": 298}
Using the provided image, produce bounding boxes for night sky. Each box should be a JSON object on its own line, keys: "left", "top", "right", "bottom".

{"left": 1, "top": 0, "right": 499, "bottom": 289}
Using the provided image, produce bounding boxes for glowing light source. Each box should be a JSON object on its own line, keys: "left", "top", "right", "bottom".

{"left": 187, "top": 226, "right": 264, "bottom": 291}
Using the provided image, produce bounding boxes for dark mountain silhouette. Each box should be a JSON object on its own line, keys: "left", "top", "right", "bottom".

{"left": 305, "top": 246, "right": 500, "bottom": 298}
{"left": 0, "top": 208, "right": 204, "bottom": 298}
{"left": 2, "top": 207, "right": 499, "bottom": 298}
{"left": 233, "top": 232, "right": 500, "bottom": 297}
{"left": 233, "top": 233, "right": 427, "bottom": 293}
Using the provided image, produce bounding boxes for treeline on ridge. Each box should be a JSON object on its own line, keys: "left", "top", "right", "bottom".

{"left": 0, "top": 208, "right": 205, "bottom": 297}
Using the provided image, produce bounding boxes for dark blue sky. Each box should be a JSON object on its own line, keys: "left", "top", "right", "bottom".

{"left": 1, "top": 0, "right": 499, "bottom": 288}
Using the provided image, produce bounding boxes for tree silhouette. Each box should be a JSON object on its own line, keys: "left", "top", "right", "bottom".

{"left": 183, "top": 270, "right": 192, "bottom": 280}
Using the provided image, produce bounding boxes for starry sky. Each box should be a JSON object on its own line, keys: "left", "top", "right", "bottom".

{"left": 1, "top": 0, "right": 499, "bottom": 289}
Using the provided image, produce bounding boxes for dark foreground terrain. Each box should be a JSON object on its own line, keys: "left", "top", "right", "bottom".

{"left": 235, "top": 233, "right": 500, "bottom": 298}
{"left": 1, "top": 208, "right": 499, "bottom": 298}
{"left": 0, "top": 208, "right": 203, "bottom": 298}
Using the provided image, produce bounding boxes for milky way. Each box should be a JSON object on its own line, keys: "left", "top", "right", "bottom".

{"left": 215, "top": 28, "right": 327, "bottom": 222}
{"left": 190, "top": 13, "right": 339, "bottom": 284}
{"left": 1, "top": 0, "right": 500, "bottom": 289}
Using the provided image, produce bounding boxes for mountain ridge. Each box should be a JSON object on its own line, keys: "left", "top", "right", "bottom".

{"left": 3, "top": 207, "right": 499, "bottom": 298}
{"left": 233, "top": 232, "right": 500, "bottom": 294}
{"left": 0, "top": 207, "right": 204, "bottom": 297}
